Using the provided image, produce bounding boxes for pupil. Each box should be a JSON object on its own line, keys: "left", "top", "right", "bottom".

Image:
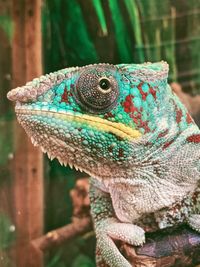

{"left": 99, "top": 79, "right": 110, "bottom": 90}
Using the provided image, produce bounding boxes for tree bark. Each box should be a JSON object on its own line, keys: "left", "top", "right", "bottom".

{"left": 12, "top": 1, "right": 43, "bottom": 267}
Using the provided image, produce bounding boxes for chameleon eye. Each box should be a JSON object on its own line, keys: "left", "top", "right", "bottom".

{"left": 98, "top": 78, "right": 111, "bottom": 93}
{"left": 73, "top": 66, "right": 119, "bottom": 114}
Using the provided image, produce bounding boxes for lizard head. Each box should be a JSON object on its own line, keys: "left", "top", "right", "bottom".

{"left": 7, "top": 62, "right": 169, "bottom": 179}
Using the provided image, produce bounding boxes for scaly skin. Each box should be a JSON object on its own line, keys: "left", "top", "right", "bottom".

{"left": 7, "top": 62, "right": 200, "bottom": 267}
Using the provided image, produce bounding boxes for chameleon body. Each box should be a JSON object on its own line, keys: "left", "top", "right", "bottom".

{"left": 7, "top": 62, "right": 200, "bottom": 267}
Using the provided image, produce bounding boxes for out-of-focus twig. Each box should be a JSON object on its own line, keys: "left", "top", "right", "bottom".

{"left": 31, "top": 217, "right": 92, "bottom": 251}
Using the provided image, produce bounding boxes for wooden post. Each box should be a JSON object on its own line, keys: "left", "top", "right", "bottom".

{"left": 12, "top": 1, "right": 43, "bottom": 267}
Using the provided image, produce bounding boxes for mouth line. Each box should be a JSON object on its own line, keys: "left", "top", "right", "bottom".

{"left": 16, "top": 106, "right": 142, "bottom": 140}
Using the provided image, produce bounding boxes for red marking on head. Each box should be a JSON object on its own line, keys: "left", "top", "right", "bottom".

{"left": 125, "top": 95, "right": 133, "bottom": 103}
{"left": 123, "top": 94, "right": 151, "bottom": 133}
{"left": 138, "top": 83, "right": 148, "bottom": 100}
{"left": 172, "top": 101, "right": 183, "bottom": 124}
{"left": 162, "top": 140, "right": 174, "bottom": 150}
{"left": 130, "top": 113, "right": 150, "bottom": 133}
{"left": 118, "top": 148, "right": 124, "bottom": 158}
{"left": 104, "top": 112, "right": 115, "bottom": 119}
{"left": 61, "top": 88, "right": 69, "bottom": 103}
{"left": 186, "top": 112, "right": 193, "bottom": 124}
{"left": 158, "top": 129, "right": 169, "bottom": 138}
{"left": 149, "top": 87, "right": 157, "bottom": 99}
{"left": 123, "top": 95, "right": 137, "bottom": 113}
{"left": 130, "top": 113, "right": 139, "bottom": 121}
{"left": 176, "top": 109, "right": 183, "bottom": 123}
{"left": 187, "top": 134, "right": 200, "bottom": 143}
{"left": 139, "top": 121, "right": 150, "bottom": 133}
{"left": 132, "top": 117, "right": 138, "bottom": 124}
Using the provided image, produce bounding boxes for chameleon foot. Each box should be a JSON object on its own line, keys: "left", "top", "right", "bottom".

{"left": 95, "top": 218, "right": 145, "bottom": 267}
{"left": 187, "top": 214, "right": 200, "bottom": 232}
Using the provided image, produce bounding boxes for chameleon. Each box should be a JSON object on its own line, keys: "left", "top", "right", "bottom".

{"left": 7, "top": 62, "right": 200, "bottom": 267}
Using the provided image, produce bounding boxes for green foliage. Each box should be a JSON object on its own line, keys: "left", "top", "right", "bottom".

{"left": 0, "top": 213, "right": 15, "bottom": 249}
{"left": 45, "top": 235, "right": 95, "bottom": 267}
{"left": 108, "top": 0, "right": 133, "bottom": 62}
{"left": 45, "top": 156, "right": 79, "bottom": 231}
{"left": 124, "top": 0, "right": 144, "bottom": 62}
{"left": 71, "top": 254, "right": 95, "bottom": 267}
{"left": 0, "top": 121, "right": 13, "bottom": 167}
{"left": 0, "top": 15, "right": 13, "bottom": 42}
{"left": 42, "top": 0, "right": 98, "bottom": 72}
{"left": 42, "top": 0, "right": 200, "bottom": 92}
{"left": 46, "top": 250, "right": 65, "bottom": 267}
{"left": 92, "top": 0, "right": 107, "bottom": 36}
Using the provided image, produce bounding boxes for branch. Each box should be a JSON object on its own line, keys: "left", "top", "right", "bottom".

{"left": 32, "top": 178, "right": 92, "bottom": 251}
{"left": 121, "top": 226, "right": 200, "bottom": 267}
{"left": 32, "top": 217, "right": 92, "bottom": 251}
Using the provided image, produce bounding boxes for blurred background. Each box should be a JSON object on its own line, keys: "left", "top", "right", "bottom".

{"left": 0, "top": 0, "right": 200, "bottom": 266}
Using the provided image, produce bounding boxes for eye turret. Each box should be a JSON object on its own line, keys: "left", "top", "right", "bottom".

{"left": 72, "top": 65, "right": 119, "bottom": 113}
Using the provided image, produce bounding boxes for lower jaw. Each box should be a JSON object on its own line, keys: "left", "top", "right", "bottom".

{"left": 16, "top": 113, "right": 82, "bottom": 169}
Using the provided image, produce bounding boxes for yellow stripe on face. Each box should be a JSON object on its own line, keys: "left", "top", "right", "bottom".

{"left": 70, "top": 114, "right": 142, "bottom": 140}
{"left": 17, "top": 109, "right": 142, "bottom": 140}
